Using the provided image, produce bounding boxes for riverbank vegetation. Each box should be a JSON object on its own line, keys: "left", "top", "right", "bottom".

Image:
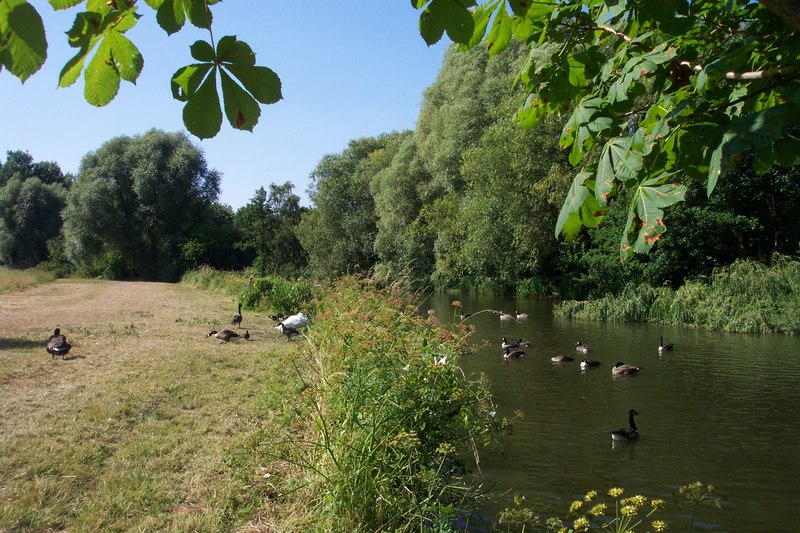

{"left": 0, "top": 265, "right": 55, "bottom": 292}
{"left": 556, "top": 258, "right": 800, "bottom": 335}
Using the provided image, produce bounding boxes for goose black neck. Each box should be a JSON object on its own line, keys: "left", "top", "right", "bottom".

{"left": 629, "top": 410, "right": 638, "bottom": 430}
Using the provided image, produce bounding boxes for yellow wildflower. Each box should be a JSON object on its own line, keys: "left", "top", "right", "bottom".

{"left": 589, "top": 503, "right": 607, "bottom": 516}
{"left": 573, "top": 516, "right": 590, "bottom": 530}
{"left": 622, "top": 495, "right": 647, "bottom": 508}
{"left": 608, "top": 487, "right": 625, "bottom": 498}
{"left": 621, "top": 505, "right": 638, "bottom": 517}
{"left": 650, "top": 498, "right": 666, "bottom": 509}
{"left": 569, "top": 500, "right": 584, "bottom": 514}
{"left": 584, "top": 490, "right": 597, "bottom": 502}
{"left": 652, "top": 519, "right": 669, "bottom": 531}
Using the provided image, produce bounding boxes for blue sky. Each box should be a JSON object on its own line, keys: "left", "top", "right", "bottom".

{"left": 0, "top": 2, "right": 449, "bottom": 208}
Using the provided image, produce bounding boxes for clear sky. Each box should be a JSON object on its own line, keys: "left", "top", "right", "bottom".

{"left": 0, "top": 2, "right": 449, "bottom": 208}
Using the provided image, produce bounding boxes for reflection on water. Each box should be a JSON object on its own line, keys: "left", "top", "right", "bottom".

{"left": 425, "top": 292, "right": 800, "bottom": 531}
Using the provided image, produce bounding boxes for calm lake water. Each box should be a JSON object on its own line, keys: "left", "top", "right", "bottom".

{"left": 424, "top": 292, "right": 800, "bottom": 532}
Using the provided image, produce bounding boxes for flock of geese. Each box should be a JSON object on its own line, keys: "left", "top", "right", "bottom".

{"left": 206, "top": 304, "right": 309, "bottom": 343}
{"left": 460, "top": 309, "right": 677, "bottom": 442}
{"left": 45, "top": 303, "right": 310, "bottom": 359}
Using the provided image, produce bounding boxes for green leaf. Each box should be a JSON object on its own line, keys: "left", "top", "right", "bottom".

{"left": 486, "top": 3, "right": 511, "bottom": 56}
{"left": 220, "top": 69, "right": 260, "bottom": 131}
{"left": 190, "top": 40, "right": 215, "bottom": 62}
{"left": 48, "top": 0, "right": 83, "bottom": 10}
{"left": 65, "top": 11, "right": 103, "bottom": 48}
{"left": 0, "top": 0, "right": 47, "bottom": 82}
{"left": 419, "top": 0, "right": 475, "bottom": 46}
{"left": 555, "top": 170, "right": 592, "bottom": 240}
{"left": 216, "top": 35, "right": 255, "bottom": 66}
{"left": 156, "top": 0, "right": 185, "bottom": 35}
{"left": 185, "top": 0, "right": 212, "bottom": 30}
{"left": 225, "top": 64, "right": 282, "bottom": 104}
{"left": 84, "top": 37, "right": 120, "bottom": 106}
{"left": 621, "top": 175, "right": 686, "bottom": 256}
{"left": 507, "top": 0, "right": 530, "bottom": 17}
{"left": 59, "top": 44, "right": 91, "bottom": 87}
{"left": 182, "top": 68, "right": 223, "bottom": 139}
{"left": 105, "top": 31, "right": 142, "bottom": 82}
{"left": 171, "top": 62, "right": 212, "bottom": 101}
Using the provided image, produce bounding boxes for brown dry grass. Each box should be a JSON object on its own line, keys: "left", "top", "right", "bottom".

{"left": 0, "top": 279, "right": 313, "bottom": 532}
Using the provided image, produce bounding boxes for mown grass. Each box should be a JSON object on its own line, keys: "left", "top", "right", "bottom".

{"left": 0, "top": 265, "right": 56, "bottom": 292}
{"left": 0, "top": 279, "right": 314, "bottom": 531}
{"left": 555, "top": 258, "right": 800, "bottom": 334}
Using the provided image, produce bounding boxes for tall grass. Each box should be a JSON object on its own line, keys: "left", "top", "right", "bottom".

{"left": 181, "top": 267, "right": 315, "bottom": 315}
{"left": 274, "top": 277, "right": 500, "bottom": 531}
{"left": 556, "top": 258, "right": 800, "bottom": 334}
{"left": 0, "top": 266, "right": 56, "bottom": 292}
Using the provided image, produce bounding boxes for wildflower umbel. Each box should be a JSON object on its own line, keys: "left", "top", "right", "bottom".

{"left": 608, "top": 487, "right": 625, "bottom": 498}
{"left": 652, "top": 519, "right": 669, "bottom": 531}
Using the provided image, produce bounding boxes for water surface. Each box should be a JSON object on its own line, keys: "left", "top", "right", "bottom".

{"left": 424, "top": 292, "right": 800, "bottom": 531}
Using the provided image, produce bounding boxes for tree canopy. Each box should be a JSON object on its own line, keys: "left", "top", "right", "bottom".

{"left": 62, "top": 129, "right": 222, "bottom": 280}
{"left": 412, "top": 0, "right": 800, "bottom": 257}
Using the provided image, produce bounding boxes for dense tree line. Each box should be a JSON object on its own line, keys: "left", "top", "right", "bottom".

{"left": 2, "top": 43, "right": 798, "bottom": 297}
{"left": 0, "top": 130, "right": 305, "bottom": 282}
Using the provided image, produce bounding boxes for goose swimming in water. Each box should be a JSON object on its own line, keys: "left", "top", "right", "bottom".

{"left": 46, "top": 328, "right": 71, "bottom": 358}
{"left": 658, "top": 336, "right": 674, "bottom": 354}
{"left": 499, "top": 311, "right": 515, "bottom": 321}
{"left": 551, "top": 354, "right": 574, "bottom": 363}
{"left": 231, "top": 303, "right": 243, "bottom": 329}
{"left": 611, "top": 409, "right": 640, "bottom": 441}
{"left": 580, "top": 358, "right": 601, "bottom": 370}
{"left": 515, "top": 310, "right": 529, "bottom": 321}
{"left": 501, "top": 337, "right": 520, "bottom": 350}
{"left": 612, "top": 362, "right": 643, "bottom": 375}
{"left": 503, "top": 347, "right": 525, "bottom": 360}
{"left": 207, "top": 329, "right": 240, "bottom": 343}
{"left": 575, "top": 341, "right": 590, "bottom": 354}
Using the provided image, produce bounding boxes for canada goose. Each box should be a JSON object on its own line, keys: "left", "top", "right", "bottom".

{"left": 269, "top": 314, "right": 286, "bottom": 322}
{"left": 551, "top": 354, "right": 574, "bottom": 363}
{"left": 515, "top": 310, "right": 529, "bottom": 321}
{"left": 611, "top": 409, "right": 640, "bottom": 441}
{"left": 46, "top": 328, "right": 71, "bottom": 358}
{"left": 501, "top": 337, "right": 520, "bottom": 349}
{"left": 499, "top": 311, "right": 515, "bottom": 321}
{"left": 278, "top": 322, "right": 299, "bottom": 341}
{"left": 231, "top": 303, "right": 243, "bottom": 329}
{"left": 612, "top": 362, "right": 643, "bottom": 375}
{"left": 518, "top": 338, "right": 531, "bottom": 347}
{"left": 503, "top": 347, "right": 525, "bottom": 359}
{"left": 460, "top": 311, "right": 473, "bottom": 320}
{"left": 580, "top": 358, "right": 601, "bottom": 370}
{"left": 207, "top": 329, "right": 240, "bottom": 343}
{"left": 658, "top": 336, "right": 674, "bottom": 354}
{"left": 575, "top": 341, "right": 590, "bottom": 354}
{"left": 243, "top": 330, "right": 251, "bottom": 341}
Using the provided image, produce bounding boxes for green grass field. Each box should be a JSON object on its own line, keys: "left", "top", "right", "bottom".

{"left": 0, "top": 279, "right": 313, "bottom": 531}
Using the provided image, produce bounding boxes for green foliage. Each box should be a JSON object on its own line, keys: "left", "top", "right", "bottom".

{"left": 179, "top": 265, "right": 247, "bottom": 297}
{"left": 234, "top": 183, "right": 306, "bottom": 277}
{"left": 276, "top": 277, "right": 499, "bottom": 531}
{"left": 239, "top": 275, "right": 314, "bottom": 315}
{"left": 416, "top": 1, "right": 800, "bottom": 259}
{"left": 0, "top": 265, "right": 55, "bottom": 292}
{"left": 0, "top": 152, "right": 68, "bottom": 268}
{"left": 1, "top": 1, "right": 279, "bottom": 138}
{"left": 62, "top": 129, "right": 225, "bottom": 281}
{"left": 556, "top": 257, "right": 800, "bottom": 335}
{"left": 298, "top": 136, "right": 396, "bottom": 278}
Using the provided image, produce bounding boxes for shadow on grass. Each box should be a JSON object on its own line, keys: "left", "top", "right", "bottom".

{"left": 0, "top": 337, "right": 46, "bottom": 350}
